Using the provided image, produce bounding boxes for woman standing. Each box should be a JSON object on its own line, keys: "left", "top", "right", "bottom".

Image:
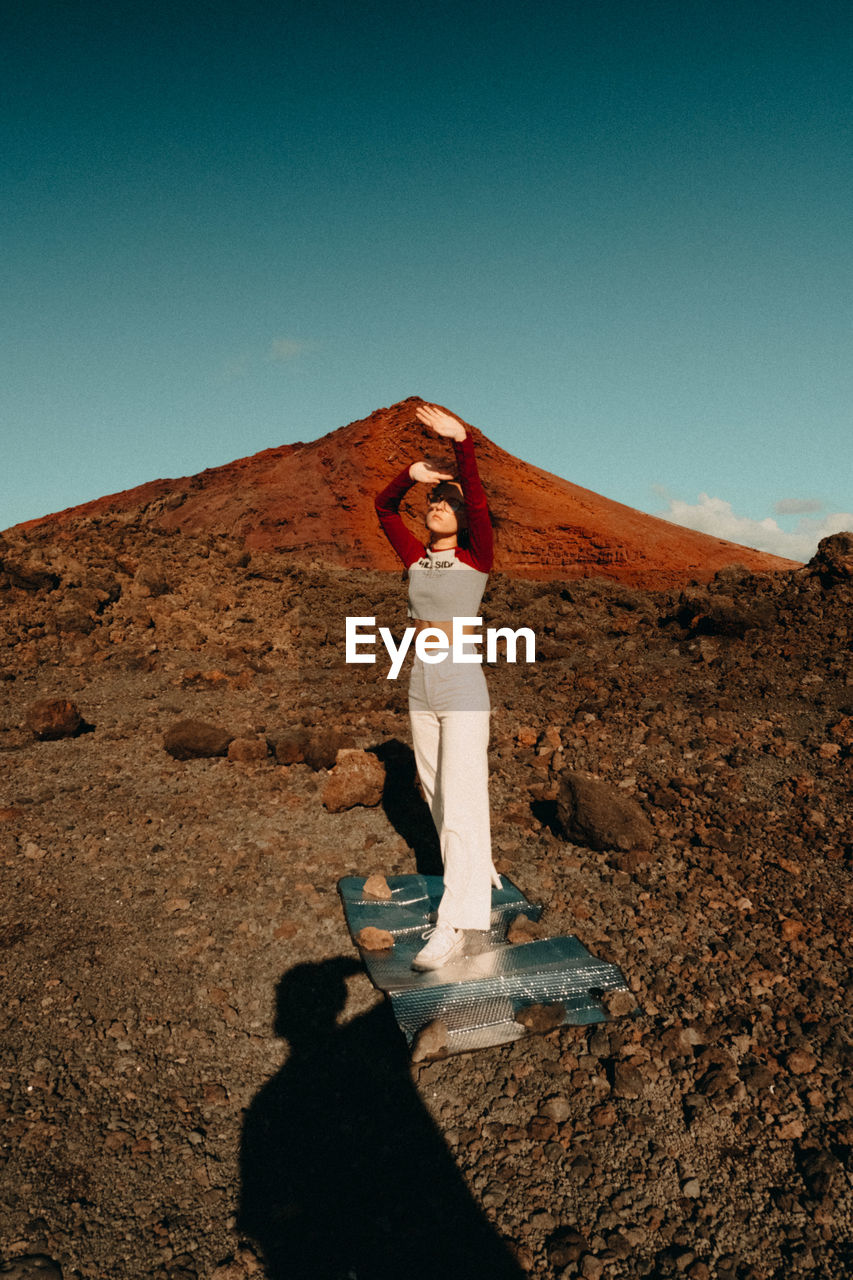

{"left": 375, "top": 403, "right": 500, "bottom": 970}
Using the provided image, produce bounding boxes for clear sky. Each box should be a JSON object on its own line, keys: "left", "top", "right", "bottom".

{"left": 3, "top": 0, "right": 851, "bottom": 560}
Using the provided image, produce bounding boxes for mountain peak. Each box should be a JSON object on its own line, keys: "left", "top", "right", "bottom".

{"left": 12, "top": 398, "right": 800, "bottom": 586}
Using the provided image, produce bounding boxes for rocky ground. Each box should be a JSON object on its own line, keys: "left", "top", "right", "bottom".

{"left": 0, "top": 521, "right": 851, "bottom": 1280}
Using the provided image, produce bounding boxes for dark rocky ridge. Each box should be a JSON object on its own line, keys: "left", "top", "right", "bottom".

{"left": 0, "top": 521, "right": 851, "bottom": 1280}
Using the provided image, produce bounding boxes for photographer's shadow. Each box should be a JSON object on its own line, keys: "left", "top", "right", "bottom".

{"left": 239, "top": 958, "right": 524, "bottom": 1280}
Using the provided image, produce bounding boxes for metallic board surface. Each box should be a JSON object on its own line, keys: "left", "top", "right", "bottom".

{"left": 339, "top": 873, "right": 631, "bottom": 1054}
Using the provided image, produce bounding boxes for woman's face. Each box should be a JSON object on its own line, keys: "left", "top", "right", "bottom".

{"left": 426, "top": 482, "right": 464, "bottom": 538}
{"left": 425, "top": 500, "right": 459, "bottom": 537}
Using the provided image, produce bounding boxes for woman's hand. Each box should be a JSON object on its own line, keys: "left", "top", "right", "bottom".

{"left": 409, "top": 460, "right": 454, "bottom": 485}
{"left": 415, "top": 403, "right": 467, "bottom": 442}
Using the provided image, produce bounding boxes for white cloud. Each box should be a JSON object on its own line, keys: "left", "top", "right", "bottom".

{"left": 222, "top": 336, "right": 316, "bottom": 381}
{"left": 656, "top": 492, "right": 853, "bottom": 563}
{"left": 268, "top": 337, "right": 314, "bottom": 362}
{"left": 773, "top": 498, "right": 825, "bottom": 516}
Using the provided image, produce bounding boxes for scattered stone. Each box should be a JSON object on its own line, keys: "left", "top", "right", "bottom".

{"left": 546, "top": 1228, "right": 589, "bottom": 1267}
{"left": 163, "top": 719, "right": 234, "bottom": 760}
{"left": 591, "top": 1101, "right": 618, "bottom": 1128}
{"left": 556, "top": 771, "right": 654, "bottom": 851}
{"left": 796, "top": 1145, "right": 842, "bottom": 1198}
{"left": 527, "top": 1208, "right": 556, "bottom": 1232}
{"left": 515, "top": 1003, "right": 566, "bottom": 1033}
{"left": 322, "top": 749, "right": 385, "bottom": 812}
{"left": 540, "top": 1094, "right": 570, "bottom": 1123}
{"left": 411, "top": 1019, "right": 449, "bottom": 1062}
{"left": 270, "top": 728, "right": 308, "bottom": 765}
{"left": 362, "top": 873, "right": 392, "bottom": 900}
{"left": 786, "top": 1048, "right": 817, "bottom": 1075}
{"left": 601, "top": 988, "right": 638, "bottom": 1018}
{"left": 227, "top": 736, "right": 269, "bottom": 763}
{"left": 580, "top": 1254, "right": 605, "bottom": 1280}
{"left": 131, "top": 558, "right": 170, "bottom": 597}
{"left": 25, "top": 698, "right": 83, "bottom": 740}
{"left": 612, "top": 1061, "right": 645, "bottom": 1099}
{"left": 303, "top": 729, "right": 352, "bottom": 771}
{"left": 270, "top": 726, "right": 353, "bottom": 769}
{"left": 354, "top": 926, "right": 394, "bottom": 952}
{"left": 506, "top": 913, "right": 549, "bottom": 943}
{"left": 0, "top": 1259, "right": 63, "bottom": 1279}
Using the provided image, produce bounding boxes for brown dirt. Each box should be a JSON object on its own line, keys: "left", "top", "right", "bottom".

{"left": 0, "top": 520, "right": 851, "bottom": 1280}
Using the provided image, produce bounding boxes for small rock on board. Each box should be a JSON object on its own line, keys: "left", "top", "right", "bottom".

{"left": 362, "top": 873, "right": 392, "bottom": 900}
{"left": 355, "top": 926, "right": 394, "bottom": 952}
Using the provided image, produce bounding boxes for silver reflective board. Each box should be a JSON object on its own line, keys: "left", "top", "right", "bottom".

{"left": 339, "top": 874, "right": 632, "bottom": 1056}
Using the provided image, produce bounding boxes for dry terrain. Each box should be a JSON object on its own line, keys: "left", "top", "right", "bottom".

{"left": 0, "top": 521, "right": 851, "bottom": 1280}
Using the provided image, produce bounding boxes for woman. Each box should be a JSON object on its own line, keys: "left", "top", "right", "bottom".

{"left": 375, "top": 402, "right": 500, "bottom": 971}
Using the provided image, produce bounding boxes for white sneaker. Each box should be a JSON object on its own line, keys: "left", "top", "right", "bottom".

{"left": 412, "top": 924, "right": 466, "bottom": 971}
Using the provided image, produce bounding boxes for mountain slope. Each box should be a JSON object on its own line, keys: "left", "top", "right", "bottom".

{"left": 13, "top": 397, "right": 800, "bottom": 587}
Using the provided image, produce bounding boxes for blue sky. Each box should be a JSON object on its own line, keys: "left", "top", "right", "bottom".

{"left": 3, "top": 0, "right": 851, "bottom": 559}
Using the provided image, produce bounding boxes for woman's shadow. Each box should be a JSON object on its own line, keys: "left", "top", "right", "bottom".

{"left": 239, "top": 958, "right": 525, "bottom": 1280}
{"left": 371, "top": 738, "right": 442, "bottom": 874}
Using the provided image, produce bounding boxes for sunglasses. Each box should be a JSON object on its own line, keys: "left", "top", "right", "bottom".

{"left": 427, "top": 482, "right": 465, "bottom": 513}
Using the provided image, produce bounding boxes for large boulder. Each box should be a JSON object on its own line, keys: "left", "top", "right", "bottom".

{"left": 271, "top": 726, "right": 352, "bottom": 770}
{"left": 808, "top": 531, "right": 853, "bottom": 585}
{"left": 164, "top": 719, "right": 234, "bottom": 760}
{"left": 556, "top": 771, "right": 653, "bottom": 852}
{"left": 322, "top": 749, "right": 385, "bottom": 812}
{"left": 26, "top": 698, "right": 84, "bottom": 741}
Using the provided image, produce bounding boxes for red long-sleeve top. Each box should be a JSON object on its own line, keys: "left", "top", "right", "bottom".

{"left": 374, "top": 434, "right": 493, "bottom": 572}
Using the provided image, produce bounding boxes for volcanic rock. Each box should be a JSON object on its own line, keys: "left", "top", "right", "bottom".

{"left": 515, "top": 1003, "right": 566, "bottom": 1033}
{"left": 796, "top": 1145, "right": 843, "bottom": 1198}
{"left": 322, "top": 749, "right": 385, "bottom": 812}
{"left": 808, "top": 530, "right": 853, "bottom": 584}
{"left": 271, "top": 727, "right": 353, "bottom": 770}
{"left": 131, "top": 557, "right": 171, "bottom": 597}
{"left": 0, "top": 1258, "right": 63, "bottom": 1279}
{"left": 540, "top": 1094, "right": 571, "bottom": 1123}
{"left": 601, "top": 989, "right": 639, "bottom": 1018}
{"left": 362, "top": 873, "right": 392, "bottom": 900}
{"left": 302, "top": 728, "right": 346, "bottom": 771}
{"left": 226, "top": 736, "right": 269, "bottom": 763}
{"left": 0, "top": 544, "right": 60, "bottom": 591}
{"left": 506, "top": 913, "right": 550, "bottom": 943}
{"left": 411, "top": 1019, "right": 449, "bottom": 1063}
{"left": 556, "top": 771, "right": 654, "bottom": 851}
{"left": 163, "top": 720, "right": 234, "bottom": 760}
{"left": 25, "top": 698, "right": 83, "bottom": 740}
{"left": 354, "top": 926, "right": 394, "bottom": 952}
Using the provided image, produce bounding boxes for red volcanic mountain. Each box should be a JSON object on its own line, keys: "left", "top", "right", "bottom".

{"left": 14, "top": 397, "right": 800, "bottom": 587}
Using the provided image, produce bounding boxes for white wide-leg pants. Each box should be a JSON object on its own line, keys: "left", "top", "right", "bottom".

{"left": 408, "top": 651, "right": 493, "bottom": 931}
